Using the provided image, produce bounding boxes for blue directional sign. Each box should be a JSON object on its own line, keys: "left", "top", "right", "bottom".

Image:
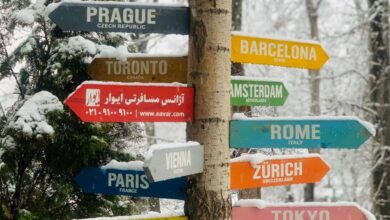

{"left": 230, "top": 117, "right": 375, "bottom": 149}
{"left": 48, "top": 2, "right": 190, "bottom": 34}
{"left": 75, "top": 167, "right": 186, "bottom": 200}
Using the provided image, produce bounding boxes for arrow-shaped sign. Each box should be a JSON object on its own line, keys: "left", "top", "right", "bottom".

{"left": 231, "top": 76, "right": 288, "bottom": 106}
{"left": 48, "top": 2, "right": 190, "bottom": 34}
{"left": 143, "top": 142, "right": 204, "bottom": 182}
{"left": 74, "top": 167, "right": 186, "bottom": 200}
{"left": 64, "top": 81, "right": 194, "bottom": 122}
{"left": 230, "top": 154, "right": 329, "bottom": 189}
{"left": 231, "top": 32, "right": 329, "bottom": 70}
{"left": 233, "top": 201, "right": 375, "bottom": 220}
{"left": 87, "top": 56, "right": 188, "bottom": 83}
{"left": 230, "top": 115, "right": 375, "bottom": 149}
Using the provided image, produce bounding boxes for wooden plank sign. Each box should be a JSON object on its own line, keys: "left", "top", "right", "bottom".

{"left": 230, "top": 154, "right": 329, "bottom": 190}
{"left": 231, "top": 33, "right": 329, "bottom": 70}
{"left": 230, "top": 116, "right": 375, "bottom": 149}
{"left": 48, "top": 2, "right": 190, "bottom": 34}
{"left": 87, "top": 56, "right": 187, "bottom": 83}
{"left": 75, "top": 167, "right": 187, "bottom": 200}
{"left": 232, "top": 201, "right": 374, "bottom": 220}
{"left": 64, "top": 81, "right": 194, "bottom": 122}
{"left": 231, "top": 76, "right": 288, "bottom": 106}
{"left": 143, "top": 142, "right": 204, "bottom": 182}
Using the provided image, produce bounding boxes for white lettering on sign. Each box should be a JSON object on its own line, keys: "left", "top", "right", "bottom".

{"left": 106, "top": 60, "right": 168, "bottom": 75}
{"left": 272, "top": 210, "right": 330, "bottom": 220}
{"left": 240, "top": 39, "right": 317, "bottom": 61}
{"left": 231, "top": 83, "right": 283, "bottom": 99}
{"left": 166, "top": 150, "right": 191, "bottom": 170}
{"left": 270, "top": 124, "right": 320, "bottom": 140}
{"left": 86, "top": 7, "right": 156, "bottom": 25}
{"left": 253, "top": 162, "right": 302, "bottom": 180}
{"left": 108, "top": 173, "right": 149, "bottom": 189}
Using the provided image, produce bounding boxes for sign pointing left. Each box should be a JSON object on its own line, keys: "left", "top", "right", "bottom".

{"left": 75, "top": 167, "right": 187, "bottom": 200}
{"left": 64, "top": 81, "right": 194, "bottom": 122}
{"left": 48, "top": 2, "right": 190, "bottom": 34}
{"left": 143, "top": 142, "right": 204, "bottom": 182}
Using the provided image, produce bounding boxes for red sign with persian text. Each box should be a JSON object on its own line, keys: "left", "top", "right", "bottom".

{"left": 64, "top": 81, "right": 194, "bottom": 122}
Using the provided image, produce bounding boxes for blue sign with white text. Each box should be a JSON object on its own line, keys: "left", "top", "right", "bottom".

{"left": 75, "top": 167, "right": 186, "bottom": 200}
{"left": 230, "top": 117, "right": 374, "bottom": 149}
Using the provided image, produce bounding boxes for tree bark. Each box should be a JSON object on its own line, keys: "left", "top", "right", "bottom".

{"left": 368, "top": 0, "right": 390, "bottom": 219}
{"left": 304, "top": 0, "right": 321, "bottom": 202}
{"left": 185, "top": 1, "right": 232, "bottom": 219}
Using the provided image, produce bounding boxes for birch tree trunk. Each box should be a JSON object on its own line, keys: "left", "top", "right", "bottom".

{"left": 368, "top": 0, "right": 390, "bottom": 219}
{"left": 185, "top": 1, "right": 232, "bottom": 219}
{"left": 304, "top": 0, "right": 321, "bottom": 202}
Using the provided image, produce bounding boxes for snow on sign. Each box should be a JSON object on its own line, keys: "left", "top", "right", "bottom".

{"left": 87, "top": 56, "right": 187, "bottom": 83}
{"left": 231, "top": 32, "right": 329, "bottom": 70}
{"left": 48, "top": 2, "right": 189, "bottom": 34}
{"left": 230, "top": 115, "right": 375, "bottom": 149}
{"left": 232, "top": 200, "right": 375, "bottom": 220}
{"left": 230, "top": 154, "right": 329, "bottom": 189}
{"left": 64, "top": 81, "right": 194, "bottom": 122}
{"left": 143, "top": 142, "right": 204, "bottom": 182}
{"left": 75, "top": 167, "right": 187, "bottom": 200}
{"left": 231, "top": 76, "right": 288, "bottom": 106}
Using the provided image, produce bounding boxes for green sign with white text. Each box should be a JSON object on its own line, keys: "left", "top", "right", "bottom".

{"left": 230, "top": 77, "right": 288, "bottom": 106}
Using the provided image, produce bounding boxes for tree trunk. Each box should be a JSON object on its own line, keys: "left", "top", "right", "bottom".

{"left": 368, "top": 0, "right": 390, "bottom": 219}
{"left": 304, "top": 0, "right": 321, "bottom": 202}
{"left": 185, "top": 1, "right": 232, "bottom": 219}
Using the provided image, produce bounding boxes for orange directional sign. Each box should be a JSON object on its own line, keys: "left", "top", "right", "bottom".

{"left": 230, "top": 154, "right": 329, "bottom": 190}
{"left": 87, "top": 56, "right": 187, "bottom": 83}
{"left": 231, "top": 33, "right": 329, "bottom": 70}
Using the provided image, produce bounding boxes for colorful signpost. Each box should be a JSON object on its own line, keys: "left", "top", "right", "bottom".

{"left": 230, "top": 117, "right": 374, "bottom": 149}
{"left": 87, "top": 56, "right": 188, "bottom": 83}
{"left": 230, "top": 154, "right": 329, "bottom": 190}
{"left": 231, "top": 76, "right": 288, "bottom": 106}
{"left": 232, "top": 202, "right": 373, "bottom": 220}
{"left": 74, "top": 167, "right": 186, "bottom": 200}
{"left": 144, "top": 143, "right": 204, "bottom": 182}
{"left": 48, "top": 2, "right": 190, "bottom": 34}
{"left": 231, "top": 33, "right": 329, "bottom": 70}
{"left": 64, "top": 81, "right": 194, "bottom": 122}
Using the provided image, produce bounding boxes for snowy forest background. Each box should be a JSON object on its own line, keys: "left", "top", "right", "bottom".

{"left": 0, "top": 0, "right": 388, "bottom": 219}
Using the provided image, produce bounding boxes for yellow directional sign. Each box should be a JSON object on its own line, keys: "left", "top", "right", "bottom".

{"left": 87, "top": 56, "right": 187, "bottom": 83}
{"left": 231, "top": 33, "right": 329, "bottom": 70}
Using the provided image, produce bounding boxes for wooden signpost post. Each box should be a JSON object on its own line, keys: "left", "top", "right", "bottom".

{"left": 231, "top": 33, "right": 329, "bottom": 69}
{"left": 230, "top": 116, "right": 374, "bottom": 149}
{"left": 64, "top": 81, "right": 194, "bottom": 122}
{"left": 74, "top": 167, "right": 187, "bottom": 200}
{"left": 87, "top": 56, "right": 188, "bottom": 83}
{"left": 230, "top": 154, "right": 329, "bottom": 189}
{"left": 48, "top": 2, "right": 190, "bottom": 34}
{"left": 232, "top": 202, "right": 373, "bottom": 220}
{"left": 143, "top": 142, "right": 204, "bottom": 182}
{"left": 231, "top": 76, "right": 288, "bottom": 106}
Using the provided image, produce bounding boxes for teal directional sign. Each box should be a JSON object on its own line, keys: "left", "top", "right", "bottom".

{"left": 48, "top": 2, "right": 189, "bottom": 34}
{"left": 230, "top": 117, "right": 375, "bottom": 149}
{"left": 75, "top": 167, "right": 186, "bottom": 200}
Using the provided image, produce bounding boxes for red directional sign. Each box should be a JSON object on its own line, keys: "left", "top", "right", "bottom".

{"left": 233, "top": 202, "right": 373, "bottom": 220}
{"left": 64, "top": 81, "right": 194, "bottom": 122}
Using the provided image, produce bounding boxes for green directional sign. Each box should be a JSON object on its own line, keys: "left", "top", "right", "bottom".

{"left": 231, "top": 77, "right": 288, "bottom": 106}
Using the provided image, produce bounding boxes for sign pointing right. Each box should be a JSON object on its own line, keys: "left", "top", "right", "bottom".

{"left": 230, "top": 154, "right": 329, "bottom": 190}
{"left": 230, "top": 116, "right": 375, "bottom": 149}
{"left": 231, "top": 33, "right": 329, "bottom": 70}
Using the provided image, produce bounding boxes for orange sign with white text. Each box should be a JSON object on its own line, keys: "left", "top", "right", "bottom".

{"left": 231, "top": 33, "right": 329, "bottom": 70}
{"left": 230, "top": 154, "right": 329, "bottom": 190}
